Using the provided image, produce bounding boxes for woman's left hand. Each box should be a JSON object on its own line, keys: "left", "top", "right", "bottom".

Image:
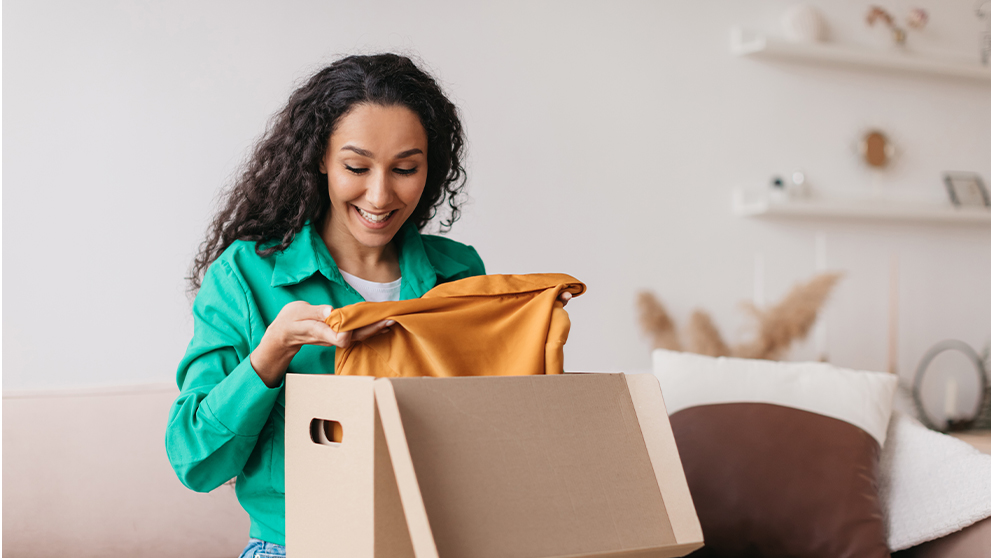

{"left": 558, "top": 291, "right": 573, "bottom": 307}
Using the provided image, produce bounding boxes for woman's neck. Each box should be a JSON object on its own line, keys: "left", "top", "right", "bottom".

{"left": 320, "top": 217, "right": 402, "bottom": 282}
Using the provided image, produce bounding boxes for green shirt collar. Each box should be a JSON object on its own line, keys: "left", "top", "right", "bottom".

{"left": 271, "top": 222, "right": 342, "bottom": 288}
{"left": 271, "top": 221, "right": 469, "bottom": 299}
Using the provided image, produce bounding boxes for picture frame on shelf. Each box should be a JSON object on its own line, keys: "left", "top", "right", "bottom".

{"left": 943, "top": 172, "right": 990, "bottom": 207}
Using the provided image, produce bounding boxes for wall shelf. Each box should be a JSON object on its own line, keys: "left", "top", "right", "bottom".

{"left": 733, "top": 189, "right": 991, "bottom": 225}
{"left": 731, "top": 27, "right": 991, "bottom": 82}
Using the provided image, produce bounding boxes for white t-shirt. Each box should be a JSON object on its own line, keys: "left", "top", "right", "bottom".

{"left": 339, "top": 270, "right": 402, "bottom": 303}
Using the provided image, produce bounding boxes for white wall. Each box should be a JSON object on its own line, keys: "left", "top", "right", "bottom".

{"left": 4, "top": 1, "right": 990, "bottom": 415}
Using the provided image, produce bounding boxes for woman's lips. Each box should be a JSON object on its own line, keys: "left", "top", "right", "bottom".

{"left": 353, "top": 205, "right": 396, "bottom": 229}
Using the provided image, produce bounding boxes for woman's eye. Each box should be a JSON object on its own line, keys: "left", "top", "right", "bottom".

{"left": 344, "top": 165, "right": 369, "bottom": 175}
{"left": 394, "top": 167, "right": 418, "bottom": 176}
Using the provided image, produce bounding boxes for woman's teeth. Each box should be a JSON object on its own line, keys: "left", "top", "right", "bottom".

{"left": 356, "top": 207, "right": 392, "bottom": 223}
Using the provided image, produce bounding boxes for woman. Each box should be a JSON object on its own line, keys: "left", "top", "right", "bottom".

{"left": 166, "top": 53, "right": 486, "bottom": 558}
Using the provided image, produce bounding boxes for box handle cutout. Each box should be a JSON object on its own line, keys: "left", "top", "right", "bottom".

{"left": 309, "top": 418, "right": 343, "bottom": 445}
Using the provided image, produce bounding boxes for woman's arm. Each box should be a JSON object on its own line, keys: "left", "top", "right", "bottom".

{"left": 165, "top": 260, "right": 393, "bottom": 492}
{"left": 165, "top": 260, "right": 281, "bottom": 492}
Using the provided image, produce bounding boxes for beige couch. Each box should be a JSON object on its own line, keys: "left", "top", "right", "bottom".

{"left": 7, "top": 382, "right": 989, "bottom": 558}
{"left": 3, "top": 385, "right": 248, "bottom": 558}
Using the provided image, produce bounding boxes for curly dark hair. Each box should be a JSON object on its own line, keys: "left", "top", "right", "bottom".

{"left": 188, "top": 53, "right": 467, "bottom": 293}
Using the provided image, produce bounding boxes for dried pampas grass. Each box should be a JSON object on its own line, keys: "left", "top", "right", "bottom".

{"left": 637, "top": 291, "right": 681, "bottom": 351}
{"left": 733, "top": 272, "right": 842, "bottom": 360}
{"left": 637, "top": 272, "right": 843, "bottom": 361}
{"left": 685, "top": 310, "right": 730, "bottom": 357}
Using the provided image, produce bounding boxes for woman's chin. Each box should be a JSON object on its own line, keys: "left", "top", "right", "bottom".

{"left": 352, "top": 232, "right": 395, "bottom": 249}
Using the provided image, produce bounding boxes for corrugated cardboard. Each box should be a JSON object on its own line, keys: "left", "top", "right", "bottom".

{"left": 286, "top": 373, "right": 703, "bottom": 558}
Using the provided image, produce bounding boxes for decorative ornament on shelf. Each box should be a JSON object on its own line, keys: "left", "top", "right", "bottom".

{"left": 860, "top": 130, "right": 896, "bottom": 168}
{"left": 781, "top": 4, "right": 828, "bottom": 43}
{"left": 943, "top": 172, "right": 990, "bottom": 208}
{"left": 978, "top": 2, "right": 991, "bottom": 65}
{"left": 866, "top": 5, "right": 928, "bottom": 46}
{"left": 789, "top": 170, "right": 811, "bottom": 198}
{"left": 768, "top": 171, "right": 813, "bottom": 202}
{"left": 906, "top": 7, "right": 929, "bottom": 29}
{"left": 769, "top": 176, "right": 787, "bottom": 202}
{"left": 855, "top": 128, "right": 899, "bottom": 198}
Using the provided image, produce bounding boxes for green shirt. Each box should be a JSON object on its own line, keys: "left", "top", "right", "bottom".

{"left": 166, "top": 221, "right": 484, "bottom": 545}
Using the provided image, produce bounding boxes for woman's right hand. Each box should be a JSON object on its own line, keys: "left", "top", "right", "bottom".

{"left": 250, "top": 301, "right": 393, "bottom": 388}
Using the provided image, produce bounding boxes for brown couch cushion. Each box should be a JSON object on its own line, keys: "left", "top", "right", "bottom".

{"left": 672, "top": 403, "right": 889, "bottom": 558}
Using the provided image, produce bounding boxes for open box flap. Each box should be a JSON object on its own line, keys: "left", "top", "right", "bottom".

{"left": 623, "top": 373, "right": 703, "bottom": 547}
{"left": 374, "top": 379, "right": 441, "bottom": 558}
{"left": 374, "top": 374, "right": 702, "bottom": 558}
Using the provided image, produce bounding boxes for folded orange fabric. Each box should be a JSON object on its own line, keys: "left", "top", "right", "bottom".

{"left": 324, "top": 273, "right": 586, "bottom": 378}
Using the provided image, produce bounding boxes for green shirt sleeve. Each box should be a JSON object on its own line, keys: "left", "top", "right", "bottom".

{"left": 165, "top": 259, "right": 282, "bottom": 493}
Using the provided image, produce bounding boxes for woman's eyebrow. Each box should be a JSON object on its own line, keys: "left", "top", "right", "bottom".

{"left": 339, "top": 146, "right": 423, "bottom": 159}
{"left": 394, "top": 148, "right": 423, "bottom": 158}
{"left": 340, "top": 144, "right": 373, "bottom": 157}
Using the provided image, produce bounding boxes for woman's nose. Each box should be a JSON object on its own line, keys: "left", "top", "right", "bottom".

{"left": 365, "top": 171, "right": 395, "bottom": 208}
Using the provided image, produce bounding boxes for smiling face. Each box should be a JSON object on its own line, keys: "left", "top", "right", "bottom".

{"left": 319, "top": 103, "right": 428, "bottom": 256}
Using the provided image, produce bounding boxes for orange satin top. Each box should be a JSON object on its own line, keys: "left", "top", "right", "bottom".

{"left": 324, "top": 273, "right": 586, "bottom": 378}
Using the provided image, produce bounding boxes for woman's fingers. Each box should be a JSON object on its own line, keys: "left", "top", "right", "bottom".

{"left": 295, "top": 302, "right": 334, "bottom": 322}
{"left": 334, "top": 330, "right": 353, "bottom": 348}
{"left": 278, "top": 301, "right": 334, "bottom": 324}
{"left": 278, "top": 301, "right": 393, "bottom": 349}
{"left": 559, "top": 291, "right": 573, "bottom": 307}
{"left": 299, "top": 319, "right": 359, "bottom": 349}
{"left": 353, "top": 319, "right": 396, "bottom": 343}
{"left": 304, "top": 318, "right": 393, "bottom": 349}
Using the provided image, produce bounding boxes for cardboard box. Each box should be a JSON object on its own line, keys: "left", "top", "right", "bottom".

{"left": 286, "top": 372, "right": 703, "bottom": 558}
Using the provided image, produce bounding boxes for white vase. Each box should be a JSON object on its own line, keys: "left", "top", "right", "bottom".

{"left": 781, "top": 5, "right": 827, "bottom": 43}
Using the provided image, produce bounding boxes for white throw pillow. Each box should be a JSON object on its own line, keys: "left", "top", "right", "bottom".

{"left": 652, "top": 349, "right": 896, "bottom": 445}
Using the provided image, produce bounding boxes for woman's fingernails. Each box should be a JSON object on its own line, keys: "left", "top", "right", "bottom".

{"left": 379, "top": 328, "right": 391, "bottom": 335}
{"left": 322, "top": 307, "right": 332, "bottom": 319}
{"left": 385, "top": 320, "right": 396, "bottom": 326}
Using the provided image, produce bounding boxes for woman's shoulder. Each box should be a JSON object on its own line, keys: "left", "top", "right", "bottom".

{"left": 214, "top": 238, "right": 277, "bottom": 269}
{"left": 202, "top": 239, "right": 279, "bottom": 289}
{"left": 419, "top": 234, "right": 485, "bottom": 278}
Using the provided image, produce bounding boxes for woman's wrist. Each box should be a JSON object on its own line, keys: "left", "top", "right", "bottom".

{"left": 250, "top": 330, "right": 299, "bottom": 388}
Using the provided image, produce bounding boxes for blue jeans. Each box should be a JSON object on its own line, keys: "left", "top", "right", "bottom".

{"left": 238, "top": 538, "right": 286, "bottom": 558}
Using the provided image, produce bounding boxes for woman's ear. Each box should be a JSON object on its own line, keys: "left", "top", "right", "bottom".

{"left": 319, "top": 156, "right": 327, "bottom": 174}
